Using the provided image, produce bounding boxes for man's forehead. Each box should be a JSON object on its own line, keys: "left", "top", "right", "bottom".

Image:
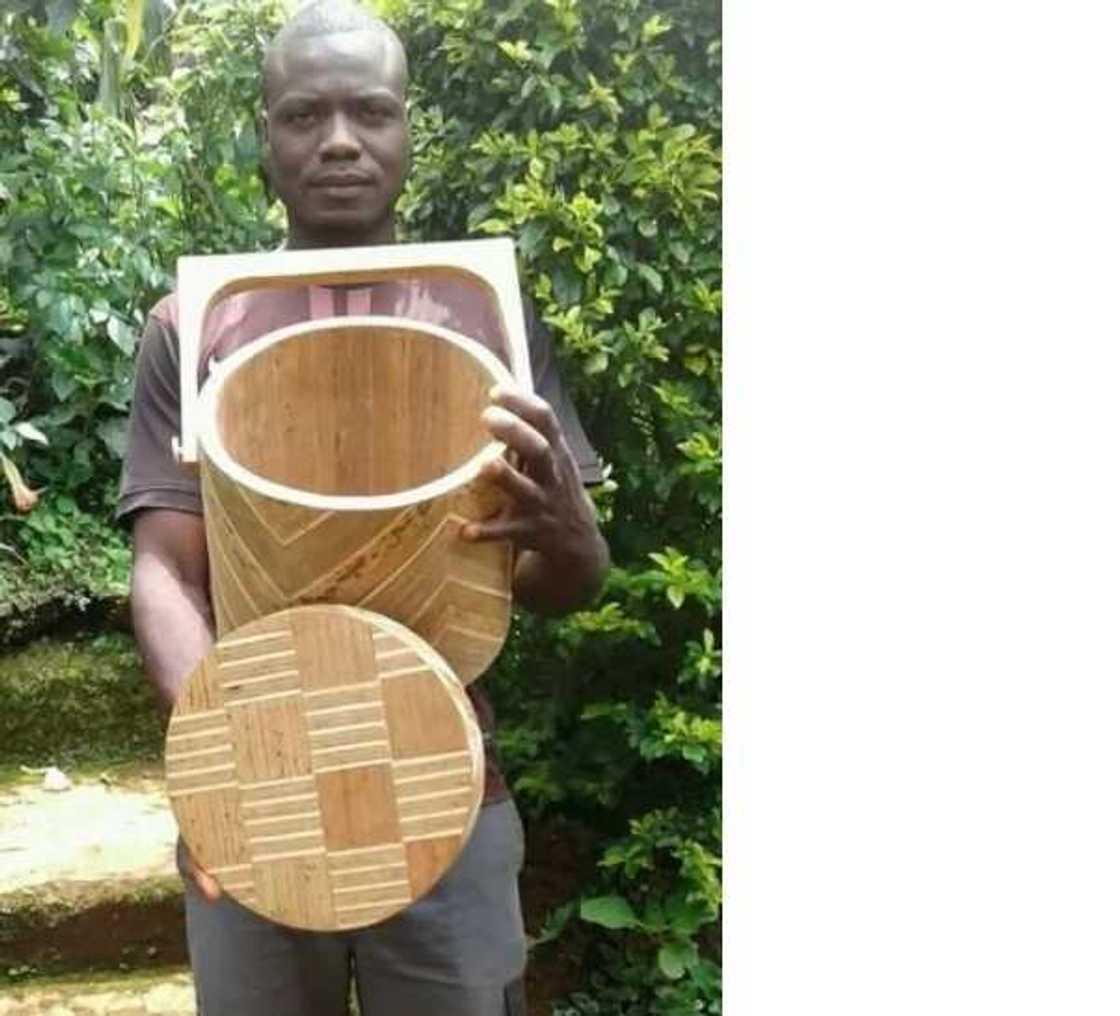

{"left": 266, "top": 28, "right": 407, "bottom": 102}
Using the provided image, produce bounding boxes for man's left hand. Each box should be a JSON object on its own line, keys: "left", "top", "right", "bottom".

{"left": 461, "top": 386, "right": 608, "bottom": 614}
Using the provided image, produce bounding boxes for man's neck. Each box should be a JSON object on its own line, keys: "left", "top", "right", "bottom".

{"left": 284, "top": 219, "right": 397, "bottom": 250}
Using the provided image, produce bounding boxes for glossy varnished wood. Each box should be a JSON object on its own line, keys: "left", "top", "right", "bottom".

{"left": 166, "top": 605, "right": 484, "bottom": 931}
{"left": 176, "top": 238, "right": 531, "bottom": 464}
{"left": 196, "top": 317, "right": 515, "bottom": 684}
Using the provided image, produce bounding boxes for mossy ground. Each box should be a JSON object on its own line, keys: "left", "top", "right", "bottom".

{"left": 0, "top": 632, "right": 163, "bottom": 769}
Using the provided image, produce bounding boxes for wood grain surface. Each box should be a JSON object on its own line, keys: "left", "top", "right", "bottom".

{"left": 175, "top": 238, "right": 533, "bottom": 464}
{"left": 166, "top": 605, "right": 485, "bottom": 931}
{"left": 198, "top": 318, "right": 515, "bottom": 684}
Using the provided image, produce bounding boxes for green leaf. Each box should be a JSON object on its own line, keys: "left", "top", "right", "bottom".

{"left": 657, "top": 939, "right": 699, "bottom": 980}
{"left": 665, "top": 895, "right": 713, "bottom": 936}
{"left": 637, "top": 218, "right": 657, "bottom": 238}
{"left": 636, "top": 263, "right": 664, "bottom": 295}
{"left": 51, "top": 372, "right": 76, "bottom": 403}
{"left": 585, "top": 350, "right": 608, "bottom": 375}
{"left": 551, "top": 266, "right": 582, "bottom": 307}
{"left": 517, "top": 219, "right": 548, "bottom": 259}
{"left": 529, "top": 901, "right": 575, "bottom": 948}
{"left": 641, "top": 14, "right": 672, "bottom": 44}
{"left": 580, "top": 895, "right": 638, "bottom": 930}
{"left": 107, "top": 317, "right": 137, "bottom": 355}
{"left": 497, "top": 39, "right": 531, "bottom": 64}
{"left": 124, "top": 0, "right": 146, "bottom": 65}
{"left": 96, "top": 417, "right": 129, "bottom": 459}
{"left": 0, "top": 397, "right": 15, "bottom": 425}
{"left": 14, "top": 422, "right": 48, "bottom": 446}
{"left": 474, "top": 219, "right": 509, "bottom": 236}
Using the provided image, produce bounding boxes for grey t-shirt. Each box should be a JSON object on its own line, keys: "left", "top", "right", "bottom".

{"left": 118, "top": 271, "right": 603, "bottom": 805}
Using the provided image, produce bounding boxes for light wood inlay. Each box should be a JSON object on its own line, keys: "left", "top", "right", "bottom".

{"left": 167, "top": 605, "right": 483, "bottom": 931}
{"left": 196, "top": 317, "right": 517, "bottom": 684}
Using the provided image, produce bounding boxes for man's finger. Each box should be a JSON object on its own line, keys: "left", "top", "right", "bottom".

{"left": 481, "top": 457, "right": 545, "bottom": 507}
{"left": 462, "top": 515, "right": 533, "bottom": 545}
{"left": 481, "top": 407, "right": 557, "bottom": 486}
{"left": 194, "top": 868, "right": 223, "bottom": 903}
{"left": 481, "top": 405, "right": 549, "bottom": 457}
{"left": 489, "top": 387, "right": 563, "bottom": 446}
{"left": 185, "top": 850, "right": 223, "bottom": 903}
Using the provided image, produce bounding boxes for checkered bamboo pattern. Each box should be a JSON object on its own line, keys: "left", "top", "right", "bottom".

{"left": 166, "top": 605, "right": 484, "bottom": 931}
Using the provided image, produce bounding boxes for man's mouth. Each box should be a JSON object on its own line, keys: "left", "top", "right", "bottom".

{"left": 311, "top": 174, "right": 375, "bottom": 189}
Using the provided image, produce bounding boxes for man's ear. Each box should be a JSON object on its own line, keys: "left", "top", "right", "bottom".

{"left": 257, "top": 109, "right": 275, "bottom": 200}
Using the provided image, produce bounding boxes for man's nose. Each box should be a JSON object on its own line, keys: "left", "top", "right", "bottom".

{"left": 320, "top": 112, "right": 361, "bottom": 159}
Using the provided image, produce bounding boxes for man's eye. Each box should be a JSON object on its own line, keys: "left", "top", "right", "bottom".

{"left": 358, "top": 106, "right": 390, "bottom": 124}
{"left": 286, "top": 109, "right": 316, "bottom": 126}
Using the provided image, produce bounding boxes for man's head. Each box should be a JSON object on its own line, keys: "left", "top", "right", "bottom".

{"left": 261, "top": 0, "right": 410, "bottom": 248}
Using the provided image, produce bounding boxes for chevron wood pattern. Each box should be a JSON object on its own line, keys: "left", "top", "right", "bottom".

{"left": 166, "top": 605, "right": 484, "bottom": 931}
{"left": 197, "top": 319, "right": 516, "bottom": 684}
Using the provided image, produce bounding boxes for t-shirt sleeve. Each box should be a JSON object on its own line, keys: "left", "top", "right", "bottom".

{"left": 116, "top": 313, "right": 203, "bottom": 524}
{"left": 524, "top": 303, "right": 605, "bottom": 486}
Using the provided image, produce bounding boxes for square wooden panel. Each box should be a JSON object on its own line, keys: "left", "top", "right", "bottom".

{"left": 228, "top": 697, "right": 312, "bottom": 783}
{"left": 291, "top": 608, "right": 380, "bottom": 691}
{"left": 252, "top": 855, "right": 336, "bottom": 930}
{"left": 382, "top": 671, "right": 467, "bottom": 758}
{"left": 174, "top": 788, "right": 249, "bottom": 870}
{"left": 317, "top": 765, "right": 400, "bottom": 850}
{"left": 405, "top": 835, "right": 462, "bottom": 900}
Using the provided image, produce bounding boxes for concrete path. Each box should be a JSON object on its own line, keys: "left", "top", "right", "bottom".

{"left": 0, "top": 773, "right": 177, "bottom": 893}
{"left": 0, "top": 971, "right": 195, "bottom": 1015}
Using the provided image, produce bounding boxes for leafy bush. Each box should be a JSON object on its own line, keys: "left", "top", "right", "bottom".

{"left": 398, "top": 1, "right": 722, "bottom": 1011}
{"left": 0, "top": 0, "right": 283, "bottom": 604}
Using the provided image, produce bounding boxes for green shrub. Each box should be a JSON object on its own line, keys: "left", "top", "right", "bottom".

{"left": 398, "top": 2, "right": 722, "bottom": 1011}
{"left": 0, "top": 0, "right": 282, "bottom": 599}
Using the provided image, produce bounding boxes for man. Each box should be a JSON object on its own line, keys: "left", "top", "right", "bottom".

{"left": 118, "top": 2, "right": 609, "bottom": 1014}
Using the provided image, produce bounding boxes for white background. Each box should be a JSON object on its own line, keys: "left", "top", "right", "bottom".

{"left": 735, "top": 1, "right": 1120, "bottom": 1011}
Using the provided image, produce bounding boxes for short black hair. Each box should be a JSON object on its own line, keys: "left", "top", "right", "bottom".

{"left": 262, "top": 0, "right": 407, "bottom": 106}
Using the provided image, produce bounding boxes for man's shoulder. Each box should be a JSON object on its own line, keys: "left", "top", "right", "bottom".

{"left": 149, "top": 292, "right": 180, "bottom": 332}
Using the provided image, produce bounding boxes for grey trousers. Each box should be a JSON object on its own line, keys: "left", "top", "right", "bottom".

{"left": 182, "top": 800, "right": 529, "bottom": 1016}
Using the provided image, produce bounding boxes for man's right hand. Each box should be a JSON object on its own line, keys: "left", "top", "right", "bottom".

{"left": 183, "top": 842, "right": 223, "bottom": 902}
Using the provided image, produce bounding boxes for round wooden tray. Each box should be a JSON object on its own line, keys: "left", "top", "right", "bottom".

{"left": 165, "top": 605, "right": 484, "bottom": 931}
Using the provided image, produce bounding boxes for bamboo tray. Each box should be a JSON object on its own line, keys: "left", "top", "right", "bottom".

{"left": 166, "top": 605, "right": 484, "bottom": 931}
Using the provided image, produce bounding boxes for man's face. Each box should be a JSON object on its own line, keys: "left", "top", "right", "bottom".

{"left": 262, "top": 29, "right": 409, "bottom": 246}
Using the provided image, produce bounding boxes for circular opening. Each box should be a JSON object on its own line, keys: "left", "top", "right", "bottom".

{"left": 200, "top": 317, "right": 511, "bottom": 507}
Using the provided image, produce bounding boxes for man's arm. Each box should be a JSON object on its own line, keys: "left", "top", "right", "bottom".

{"left": 463, "top": 387, "right": 610, "bottom": 616}
{"left": 130, "top": 508, "right": 224, "bottom": 902}
{"left": 130, "top": 509, "right": 215, "bottom": 714}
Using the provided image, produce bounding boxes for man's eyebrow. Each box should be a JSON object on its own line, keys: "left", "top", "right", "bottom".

{"left": 274, "top": 88, "right": 402, "bottom": 104}
{"left": 351, "top": 90, "right": 404, "bottom": 107}
{"left": 272, "top": 92, "right": 322, "bottom": 107}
